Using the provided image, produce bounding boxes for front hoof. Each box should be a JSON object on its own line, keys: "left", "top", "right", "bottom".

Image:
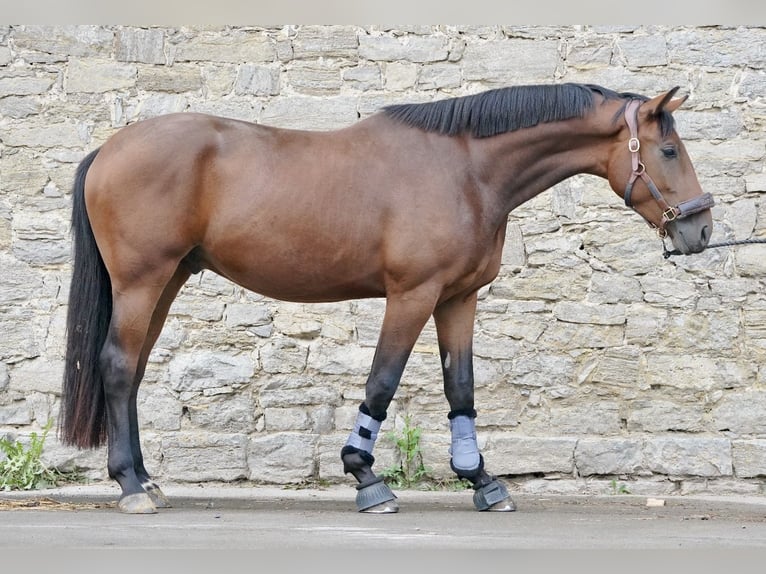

{"left": 118, "top": 492, "right": 158, "bottom": 514}
{"left": 473, "top": 479, "right": 515, "bottom": 512}
{"left": 356, "top": 477, "right": 398, "bottom": 513}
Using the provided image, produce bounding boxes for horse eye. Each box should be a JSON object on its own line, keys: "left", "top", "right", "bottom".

{"left": 662, "top": 146, "right": 678, "bottom": 159}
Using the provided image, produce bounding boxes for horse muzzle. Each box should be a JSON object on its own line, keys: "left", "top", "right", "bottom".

{"left": 665, "top": 207, "right": 714, "bottom": 255}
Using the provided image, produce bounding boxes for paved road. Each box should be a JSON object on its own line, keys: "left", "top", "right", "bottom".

{"left": 1, "top": 483, "right": 765, "bottom": 551}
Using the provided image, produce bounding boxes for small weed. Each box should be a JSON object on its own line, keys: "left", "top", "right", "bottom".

{"left": 610, "top": 479, "right": 631, "bottom": 495}
{"left": 380, "top": 414, "right": 472, "bottom": 491}
{"left": 381, "top": 414, "right": 428, "bottom": 489}
{"left": 0, "top": 419, "right": 82, "bottom": 491}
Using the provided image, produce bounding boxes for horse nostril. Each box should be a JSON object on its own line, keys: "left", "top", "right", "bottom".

{"left": 700, "top": 225, "right": 710, "bottom": 245}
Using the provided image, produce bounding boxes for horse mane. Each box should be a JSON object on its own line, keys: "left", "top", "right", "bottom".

{"left": 382, "top": 83, "right": 675, "bottom": 138}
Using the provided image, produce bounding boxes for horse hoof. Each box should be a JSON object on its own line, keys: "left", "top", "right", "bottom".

{"left": 361, "top": 499, "right": 400, "bottom": 514}
{"left": 144, "top": 483, "right": 172, "bottom": 508}
{"left": 473, "top": 478, "right": 515, "bottom": 512}
{"left": 355, "top": 477, "right": 398, "bottom": 513}
{"left": 118, "top": 492, "right": 157, "bottom": 514}
{"left": 487, "top": 498, "right": 516, "bottom": 512}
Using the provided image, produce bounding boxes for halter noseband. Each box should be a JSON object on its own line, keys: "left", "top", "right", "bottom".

{"left": 623, "top": 99, "right": 714, "bottom": 237}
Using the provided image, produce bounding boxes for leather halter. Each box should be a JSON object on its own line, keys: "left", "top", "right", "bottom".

{"left": 623, "top": 99, "right": 714, "bottom": 236}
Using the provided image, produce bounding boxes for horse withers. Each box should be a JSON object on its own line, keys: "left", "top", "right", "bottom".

{"left": 60, "top": 83, "right": 713, "bottom": 514}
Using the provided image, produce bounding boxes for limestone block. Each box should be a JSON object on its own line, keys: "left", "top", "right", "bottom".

{"left": 383, "top": 62, "right": 418, "bottom": 90}
{"left": 292, "top": 26, "right": 359, "bottom": 59}
{"left": 618, "top": 34, "right": 668, "bottom": 68}
{"left": 172, "top": 31, "right": 275, "bottom": 63}
{"left": 732, "top": 440, "right": 766, "bottom": 478}
{"left": 161, "top": 432, "right": 249, "bottom": 482}
{"left": 0, "top": 73, "right": 55, "bottom": 97}
{"left": 224, "top": 303, "right": 272, "bottom": 335}
{"left": 359, "top": 34, "right": 448, "bottom": 63}
{"left": 263, "top": 407, "right": 312, "bottom": 431}
{"left": 12, "top": 25, "right": 112, "bottom": 58}
{"left": 462, "top": 39, "right": 559, "bottom": 84}
{"left": 342, "top": 66, "right": 382, "bottom": 91}
{"left": 260, "top": 96, "right": 358, "bottom": 130}
{"left": 712, "top": 391, "right": 766, "bottom": 435}
{"left": 66, "top": 58, "right": 136, "bottom": 93}
{"left": 259, "top": 339, "right": 308, "bottom": 374}
{"left": 116, "top": 27, "right": 166, "bottom": 64}
{"left": 553, "top": 302, "right": 626, "bottom": 325}
{"left": 667, "top": 28, "right": 766, "bottom": 68}
{"left": 549, "top": 401, "right": 622, "bottom": 435}
{"left": 418, "top": 63, "right": 462, "bottom": 90}
{"left": 167, "top": 351, "right": 255, "bottom": 393}
{"left": 257, "top": 377, "right": 341, "bottom": 408}
{"left": 137, "top": 385, "right": 182, "bottom": 431}
{"left": 644, "top": 437, "right": 732, "bottom": 477}
{"left": 0, "top": 401, "right": 32, "bottom": 424}
{"left": 234, "top": 64, "right": 280, "bottom": 96}
{"left": 0, "top": 308, "right": 39, "bottom": 362}
{"left": 183, "top": 393, "right": 255, "bottom": 433}
{"left": 735, "top": 244, "right": 766, "bottom": 277}
{"left": 627, "top": 400, "right": 705, "bottom": 432}
{"left": 744, "top": 173, "right": 766, "bottom": 193}
{"left": 642, "top": 354, "right": 721, "bottom": 392}
{"left": 137, "top": 65, "right": 201, "bottom": 92}
{"left": 674, "top": 109, "right": 743, "bottom": 141}
{"left": 8, "top": 358, "right": 63, "bottom": 395}
{"left": 307, "top": 341, "right": 375, "bottom": 376}
{"left": 248, "top": 432, "right": 317, "bottom": 483}
{"left": 575, "top": 438, "right": 644, "bottom": 475}
{"left": 565, "top": 39, "right": 613, "bottom": 70}
{"left": 483, "top": 434, "right": 577, "bottom": 475}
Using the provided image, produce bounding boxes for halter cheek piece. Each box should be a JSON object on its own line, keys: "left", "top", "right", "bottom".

{"left": 622, "top": 99, "right": 714, "bottom": 237}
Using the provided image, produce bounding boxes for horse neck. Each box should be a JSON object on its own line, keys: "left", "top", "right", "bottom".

{"left": 469, "top": 113, "right": 620, "bottom": 222}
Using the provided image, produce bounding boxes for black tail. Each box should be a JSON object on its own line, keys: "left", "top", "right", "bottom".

{"left": 60, "top": 148, "right": 111, "bottom": 449}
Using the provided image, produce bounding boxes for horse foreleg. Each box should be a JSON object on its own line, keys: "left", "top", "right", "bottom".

{"left": 434, "top": 293, "right": 516, "bottom": 512}
{"left": 341, "top": 290, "right": 436, "bottom": 513}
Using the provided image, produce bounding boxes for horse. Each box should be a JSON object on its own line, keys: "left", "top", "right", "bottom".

{"left": 60, "top": 82, "right": 714, "bottom": 514}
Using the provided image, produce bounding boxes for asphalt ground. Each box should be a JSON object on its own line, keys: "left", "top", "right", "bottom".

{"left": 2, "top": 482, "right": 765, "bottom": 572}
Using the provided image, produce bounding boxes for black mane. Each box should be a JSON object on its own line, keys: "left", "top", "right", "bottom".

{"left": 382, "top": 83, "right": 674, "bottom": 138}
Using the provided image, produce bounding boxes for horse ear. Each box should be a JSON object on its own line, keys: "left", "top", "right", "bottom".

{"left": 645, "top": 86, "right": 687, "bottom": 116}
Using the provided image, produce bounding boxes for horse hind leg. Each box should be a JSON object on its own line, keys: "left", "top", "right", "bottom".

{"left": 101, "top": 264, "right": 187, "bottom": 514}
{"left": 433, "top": 293, "right": 515, "bottom": 512}
{"left": 129, "top": 265, "right": 192, "bottom": 510}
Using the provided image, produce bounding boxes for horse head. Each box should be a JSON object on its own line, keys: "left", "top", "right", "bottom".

{"left": 607, "top": 87, "right": 714, "bottom": 255}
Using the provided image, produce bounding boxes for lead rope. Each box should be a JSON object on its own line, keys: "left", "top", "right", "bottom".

{"left": 663, "top": 237, "right": 766, "bottom": 259}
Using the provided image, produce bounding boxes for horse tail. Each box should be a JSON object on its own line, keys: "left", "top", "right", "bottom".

{"left": 60, "top": 147, "right": 111, "bottom": 449}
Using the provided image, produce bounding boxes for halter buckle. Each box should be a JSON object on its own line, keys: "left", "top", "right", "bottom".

{"left": 628, "top": 137, "right": 640, "bottom": 153}
{"left": 662, "top": 207, "right": 679, "bottom": 223}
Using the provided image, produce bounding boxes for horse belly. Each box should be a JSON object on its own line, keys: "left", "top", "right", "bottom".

{"left": 192, "top": 236, "right": 387, "bottom": 303}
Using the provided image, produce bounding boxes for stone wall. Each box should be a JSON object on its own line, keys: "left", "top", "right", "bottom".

{"left": 1, "top": 25, "right": 765, "bottom": 496}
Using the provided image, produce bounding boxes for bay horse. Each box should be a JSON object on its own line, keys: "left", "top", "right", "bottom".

{"left": 60, "top": 83, "right": 714, "bottom": 514}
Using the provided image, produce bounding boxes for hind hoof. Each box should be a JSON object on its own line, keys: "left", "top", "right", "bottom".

{"left": 144, "top": 483, "right": 172, "bottom": 509}
{"left": 118, "top": 492, "right": 157, "bottom": 514}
